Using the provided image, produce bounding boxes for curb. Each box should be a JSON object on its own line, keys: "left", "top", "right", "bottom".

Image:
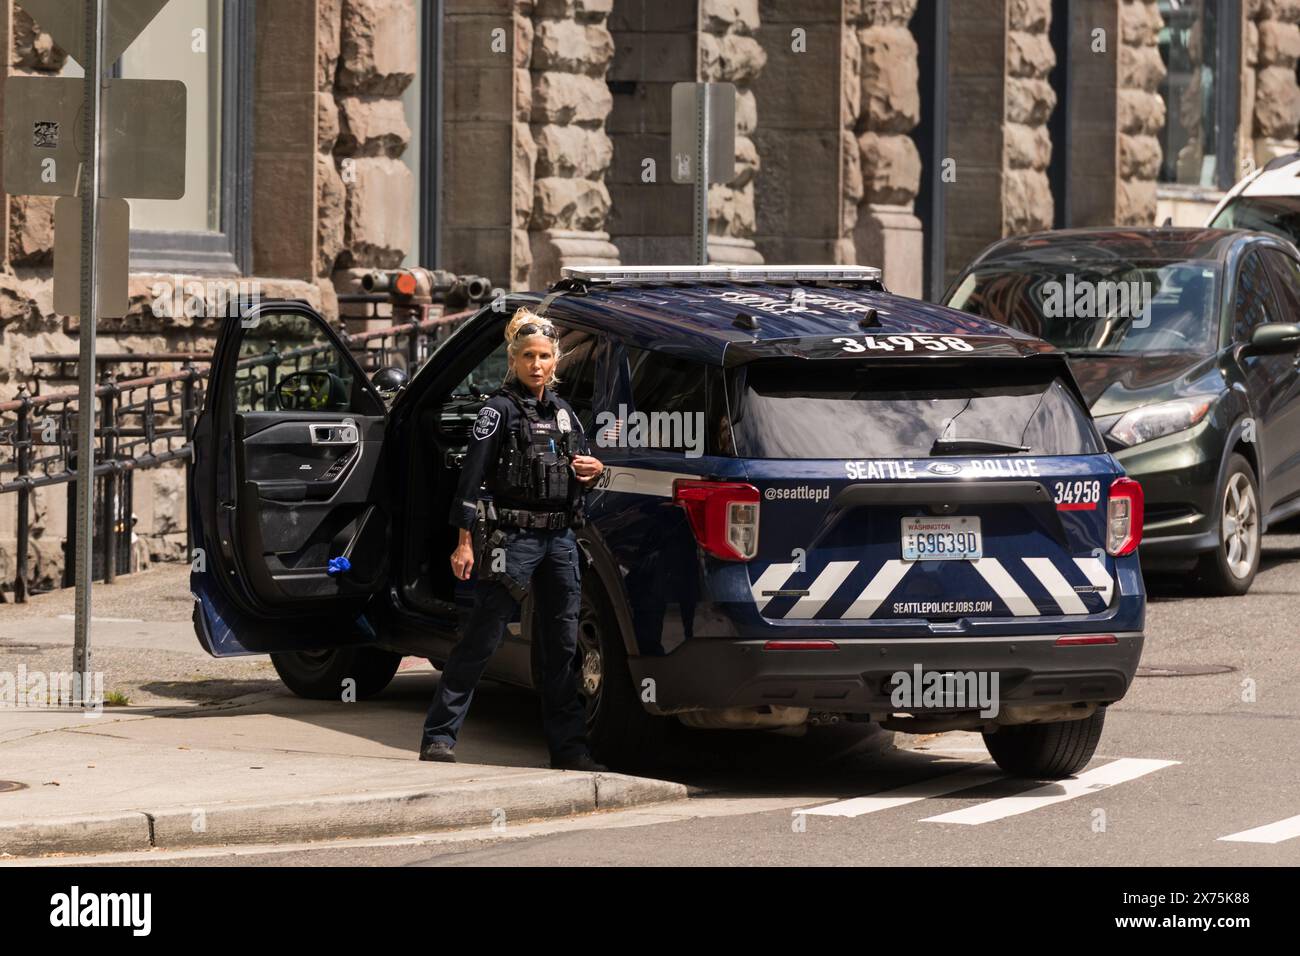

{"left": 0, "top": 771, "right": 688, "bottom": 859}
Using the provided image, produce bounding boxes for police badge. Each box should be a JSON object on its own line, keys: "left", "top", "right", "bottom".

{"left": 556, "top": 408, "right": 572, "bottom": 433}
{"left": 473, "top": 406, "right": 501, "bottom": 440}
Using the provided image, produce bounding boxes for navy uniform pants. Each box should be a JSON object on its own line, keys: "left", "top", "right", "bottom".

{"left": 421, "top": 526, "right": 589, "bottom": 760}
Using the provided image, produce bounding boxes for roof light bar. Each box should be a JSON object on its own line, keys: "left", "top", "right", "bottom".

{"left": 559, "top": 264, "right": 883, "bottom": 284}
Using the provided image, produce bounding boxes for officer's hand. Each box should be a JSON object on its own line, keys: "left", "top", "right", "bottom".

{"left": 572, "top": 454, "right": 603, "bottom": 483}
{"left": 450, "top": 542, "right": 475, "bottom": 580}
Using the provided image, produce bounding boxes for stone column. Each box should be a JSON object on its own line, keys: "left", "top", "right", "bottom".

{"left": 751, "top": 0, "right": 844, "bottom": 264}
{"left": 331, "top": 0, "right": 419, "bottom": 312}
{"left": 606, "top": 0, "right": 698, "bottom": 264}
{"left": 943, "top": 0, "right": 1056, "bottom": 288}
{"left": 1003, "top": 0, "right": 1055, "bottom": 236}
{"left": 441, "top": 0, "right": 516, "bottom": 286}
{"left": 943, "top": 0, "right": 1009, "bottom": 286}
{"left": 253, "top": 0, "right": 322, "bottom": 282}
{"left": 525, "top": 0, "right": 620, "bottom": 287}
{"left": 855, "top": 0, "right": 923, "bottom": 297}
{"left": 1246, "top": 0, "right": 1300, "bottom": 170}
{"left": 699, "top": 0, "right": 765, "bottom": 265}
{"left": 1064, "top": 0, "right": 1163, "bottom": 227}
{"left": 1117, "top": 0, "right": 1164, "bottom": 224}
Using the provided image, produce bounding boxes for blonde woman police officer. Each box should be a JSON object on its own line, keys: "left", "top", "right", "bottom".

{"left": 419, "top": 308, "right": 606, "bottom": 768}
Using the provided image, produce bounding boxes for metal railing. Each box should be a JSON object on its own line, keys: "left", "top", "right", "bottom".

{"left": 0, "top": 305, "right": 477, "bottom": 602}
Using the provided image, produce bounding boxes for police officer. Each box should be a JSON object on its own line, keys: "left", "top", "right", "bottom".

{"left": 419, "top": 307, "right": 606, "bottom": 769}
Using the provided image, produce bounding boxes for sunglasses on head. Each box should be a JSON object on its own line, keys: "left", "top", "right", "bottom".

{"left": 514, "top": 322, "right": 558, "bottom": 340}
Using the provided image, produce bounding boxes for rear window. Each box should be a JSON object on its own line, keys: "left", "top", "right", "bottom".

{"left": 1210, "top": 195, "right": 1300, "bottom": 246}
{"left": 728, "top": 361, "right": 1101, "bottom": 459}
{"left": 947, "top": 258, "right": 1221, "bottom": 355}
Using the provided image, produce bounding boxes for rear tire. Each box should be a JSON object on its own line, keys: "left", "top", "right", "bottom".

{"left": 981, "top": 707, "right": 1106, "bottom": 778}
{"left": 577, "top": 582, "right": 667, "bottom": 769}
{"left": 271, "top": 645, "right": 402, "bottom": 700}
{"left": 1195, "top": 454, "right": 1260, "bottom": 597}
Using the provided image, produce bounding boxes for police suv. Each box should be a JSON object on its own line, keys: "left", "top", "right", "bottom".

{"left": 190, "top": 265, "right": 1146, "bottom": 779}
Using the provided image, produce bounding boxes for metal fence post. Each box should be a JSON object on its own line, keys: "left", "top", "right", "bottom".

{"left": 182, "top": 363, "right": 197, "bottom": 559}
{"left": 100, "top": 368, "right": 117, "bottom": 584}
{"left": 14, "top": 385, "right": 32, "bottom": 603}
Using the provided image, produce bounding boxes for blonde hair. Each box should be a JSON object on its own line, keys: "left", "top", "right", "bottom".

{"left": 504, "top": 307, "right": 563, "bottom": 387}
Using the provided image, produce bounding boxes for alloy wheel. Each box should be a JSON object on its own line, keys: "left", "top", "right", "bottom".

{"left": 1221, "top": 472, "right": 1259, "bottom": 580}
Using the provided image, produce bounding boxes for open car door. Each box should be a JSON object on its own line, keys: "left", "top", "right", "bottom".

{"left": 190, "top": 301, "right": 392, "bottom": 656}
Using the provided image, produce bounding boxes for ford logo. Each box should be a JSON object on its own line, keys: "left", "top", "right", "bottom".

{"left": 926, "top": 462, "right": 962, "bottom": 476}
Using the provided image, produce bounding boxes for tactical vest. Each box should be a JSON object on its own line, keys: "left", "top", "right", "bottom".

{"left": 494, "top": 386, "right": 582, "bottom": 509}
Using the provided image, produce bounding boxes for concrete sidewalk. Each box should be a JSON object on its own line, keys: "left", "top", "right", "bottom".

{"left": 0, "top": 673, "right": 687, "bottom": 858}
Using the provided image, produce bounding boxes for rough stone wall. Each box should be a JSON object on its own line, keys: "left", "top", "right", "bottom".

{"left": 699, "top": 0, "right": 764, "bottom": 257}
{"left": 1117, "top": 0, "right": 1164, "bottom": 225}
{"left": 1004, "top": 0, "right": 1055, "bottom": 235}
{"left": 329, "top": 0, "right": 418, "bottom": 279}
{"left": 522, "top": 0, "right": 620, "bottom": 286}
{"left": 855, "top": 1, "right": 920, "bottom": 218}
{"left": 1247, "top": 0, "right": 1300, "bottom": 168}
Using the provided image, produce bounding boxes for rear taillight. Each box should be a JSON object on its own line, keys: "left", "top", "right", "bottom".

{"left": 1106, "top": 477, "right": 1144, "bottom": 556}
{"left": 1055, "top": 634, "right": 1118, "bottom": 646}
{"left": 672, "top": 480, "right": 760, "bottom": 561}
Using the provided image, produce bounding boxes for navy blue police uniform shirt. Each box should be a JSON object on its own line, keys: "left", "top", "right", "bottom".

{"left": 449, "top": 378, "right": 592, "bottom": 530}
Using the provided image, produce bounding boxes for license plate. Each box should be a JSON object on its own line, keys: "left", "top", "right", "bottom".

{"left": 901, "top": 516, "right": 982, "bottom": 561}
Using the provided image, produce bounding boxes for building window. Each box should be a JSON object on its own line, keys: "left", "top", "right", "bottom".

{"left": 116, "top": 0, "right": 253, "bottom": 275}
{"left": 1157, "top": 0, "right": 1239, "bottom": 190}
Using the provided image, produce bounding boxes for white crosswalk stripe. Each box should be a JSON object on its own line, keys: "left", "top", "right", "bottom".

{"left": 1218, "top": 814, "right": 1300, "bottom": 844}
{"left": 921, "top": 758, "right": 1180, "bottom": 825}
{"left": 797, "top": 766, "right": 1000, "bottom": 818}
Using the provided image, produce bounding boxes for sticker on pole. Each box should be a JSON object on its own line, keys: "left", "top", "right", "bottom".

{"left": 669, "top": 82, "right": 737, "bottom": 184}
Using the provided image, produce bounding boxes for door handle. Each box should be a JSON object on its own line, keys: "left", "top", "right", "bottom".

{"left": 310, "top": 419, "right": 359, "bottom": 445}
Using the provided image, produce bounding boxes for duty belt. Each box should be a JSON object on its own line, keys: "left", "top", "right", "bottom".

{"left": 497, "top": 507, "right": 570, "bottom": 530}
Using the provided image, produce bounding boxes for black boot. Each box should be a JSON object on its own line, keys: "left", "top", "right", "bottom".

{"left": 550, "top": 752, "right": 608, "bottom": 772}
{"left": 419, "top": 740, "right": 457, "bottom": 762}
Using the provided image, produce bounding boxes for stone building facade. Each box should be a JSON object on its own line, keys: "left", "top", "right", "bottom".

{"left": 2, "top": 0, "right": 1300, "bottom": 594}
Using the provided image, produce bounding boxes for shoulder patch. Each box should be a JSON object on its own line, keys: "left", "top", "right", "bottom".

{"left": 473, "top": 406, "right": 501, "bottom": 440}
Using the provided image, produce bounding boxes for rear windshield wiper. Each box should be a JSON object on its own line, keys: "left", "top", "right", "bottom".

{"left": 930, "top": 437, "right": 1031, "bottom": 455}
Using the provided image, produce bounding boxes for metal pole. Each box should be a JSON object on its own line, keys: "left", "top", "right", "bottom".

{"left": 14, "top": 386, "right": 31, "bottom": 603}
{"left": 73, "top": 0, "right": 107, "bottom": 703}
{"left": 693, "top": 84, "right": 710, "bottom": 266}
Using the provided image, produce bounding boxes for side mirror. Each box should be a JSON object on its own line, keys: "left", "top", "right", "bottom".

{"left": 371, "top": 366, "right": 409, "bottom": 396}
{"left": 1249, "top": 323, "right": 1300, "bottom": 354}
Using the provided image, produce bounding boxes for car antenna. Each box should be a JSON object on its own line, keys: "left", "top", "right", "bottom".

{"left": 733, "top": 311, "right": 760, "bottom": 331}
{"left": 858, "top": 307, "right": 881, "bottom": 328}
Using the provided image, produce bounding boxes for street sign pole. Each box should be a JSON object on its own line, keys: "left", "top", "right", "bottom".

{"left": 671, "top": 82, "right": 734, "bottom": 266}
{"left": 693, "top": 83, "right": 710, "bottom": 266}
{"left": 72, "top": 0, "right": 107, "bottom": 701}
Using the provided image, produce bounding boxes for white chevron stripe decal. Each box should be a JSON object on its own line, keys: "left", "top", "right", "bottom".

{"left": 972, "top": 558, "right": 1038, "bottom": 616}
{"left": 1022, "top": 557, "right": 1088, "bottom": 615}
{"left": 749, "top": 562, "right": 799, "bottom": 613}
{"left": 1072, "top": 556, "right": 1114, "bottom": 606}
{"left": 841, "top": 560, "right": 912, "bottom": 619}
{"left": 786, "top": 561, "right": 859, "bottom": 619}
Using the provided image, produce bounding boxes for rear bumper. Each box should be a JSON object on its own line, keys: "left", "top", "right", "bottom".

{"left": 628, "top": 631, "right": 1144, "bottom": 716}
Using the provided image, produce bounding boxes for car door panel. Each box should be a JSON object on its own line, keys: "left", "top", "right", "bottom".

{"left": 1258, "top": 249, "right": 1300, "bottom": 509}
{"left": 190, "top": 300, "right": 393, "bottom": 656}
